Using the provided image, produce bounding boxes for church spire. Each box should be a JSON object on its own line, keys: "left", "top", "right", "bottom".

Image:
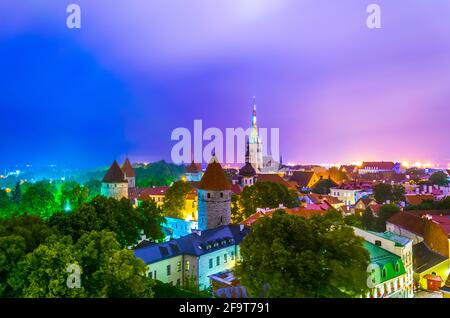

{"left": 251, "top": 96, "right": 259, "bottom": 143}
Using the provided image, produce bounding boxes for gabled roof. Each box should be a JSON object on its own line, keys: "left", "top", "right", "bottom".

{"left": 137, "top": 186, "right": 170, "bottom": 200}
{"left": 405, "top": 194, "right": 435, "bottom": 206}
{"left": 134, "top": 225, "right": 249, "bottom": 264}
{"left": 356, "top": 198, "right": 376, "bottom": 207}
{"left": 121, "top": 158, "right": 135, "bottom": 177}
{"left": 386, "top": 212, "right": 426, "bottom": 236}
{"left": 102, "top": 161, "right": 127, "bottom": 183}
{"left": 413, "top": 241, "right": 448, "bottom": 273}
{"left": 186, "top": 161, "right": 202, "bottom": 173}
{"left": 198, "top": 157, "right": 231, "bottom": 191}
{"left": 289, "top": 171, "right": 316, "bottom": 188}
{"left": 256, "top": 173, "right": 296, "bottom": 189}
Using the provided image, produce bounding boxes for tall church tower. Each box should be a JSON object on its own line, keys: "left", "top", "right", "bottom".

{"left": 197, "top": 156, "right": 231, "bottom": 231}
{"left": 248, "top": 97, "right": 263, "bottom": 172}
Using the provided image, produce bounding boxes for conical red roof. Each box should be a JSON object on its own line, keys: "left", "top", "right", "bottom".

{"left": 122, "top": 158, "right": 135, "bottom": 177}
{"left": 103, "top": 161, "right": 127, "bottom": 183}
{"left": 198, "top": 157, "right": 231, "bottom": 191}
{"left": 186, "top": 160, "right": 202, "bottom": 173}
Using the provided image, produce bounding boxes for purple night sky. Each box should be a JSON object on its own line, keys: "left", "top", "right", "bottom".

{"left": 0, "top": 0, "right": 449, "bottom": 168}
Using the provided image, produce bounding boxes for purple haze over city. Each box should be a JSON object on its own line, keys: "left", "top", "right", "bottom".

{"left": 0, "top": 0, "right": 449, "bottom": 168}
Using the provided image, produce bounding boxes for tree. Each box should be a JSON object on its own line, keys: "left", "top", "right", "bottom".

{"left": 392, "top": 185, "right": 405, "bottom": 203}
{"left": 0, "top": 235, "right": 26, "bottom": 297}
{"left": 135, "top": 200, "right": 166, "bottom": 243}
{"left": 49, "top": 196, "right": 164, "bottom": 246}
{"left": 361, "top": 207, "right": 376, "bottom": 231}
{"left": 0, "top": 190, "right": 16, "bottom": 219}
{"left": 312, "top": 179, "right": 337, "bottom": 195}
{"left": 9, "top": 231, "right": 154, "bottom": 298}
{"left": 57, "top": 181, "right": 89, "bottom": 212}
{"left": 373, "top": 204, "right": 400, "bottom": 232}
{"left": 163, "top": 180, "right": 193, "bottom": 218}
{"left": 84, "top": 179, "right": 102, "bottom": 200}
{"left": 373, "top": 183, "right": 393, "bottom": 204}
{"left": 239, "top": 182, "right": 299, "bottom": 218}
{"left": 73, "top": 231, "right": 154, "bottom": 297}
{"left": 11, "top": 182, "right": 22, "bottom": 205}
{"left": 236, "top": 210, "right": 370, "bottom": 298}
{"left": 19, "top": 182, "right": 59, "bottom": 219}
{"left": 429, "top": 171, "right": 449, "bottom": 186}
{"left": 0, "top": 215, "right": 56, "bottom": 253}
{"left": 231, "top": 194, "right": 244, "bottom": 223}
{"left": 9, "top": 235, "right": 85, "bottom": 298}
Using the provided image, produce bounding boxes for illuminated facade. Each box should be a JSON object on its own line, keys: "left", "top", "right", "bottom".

{"left": 248, "top": 98, "right": 263, "bottom": 172}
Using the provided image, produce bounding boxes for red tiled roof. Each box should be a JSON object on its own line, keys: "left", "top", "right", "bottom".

{"left": 198, "top": 158, "right": 231, "bottom": 191}
{"left": 387, "top": 212, "right": 426, "bottom": 236}
{"left": 186, "top": 161, "right": 202, "bottom": 173}
{"left": 429, "top": 215, "right": 450, "bottom": 236}
{"left": 241, "top": 207, "right": 329, "bottom": 226}
{"left": 230, "top": 184, "right": 242, "bottom": 195}
{"left": 121, "top": 158, "right": 135, "bottom": 177}
{"left": 405, "top": 194, "right": 435, "bottom": 206}
{"left": 256, "top": 174, "right": 296, "bottom": 189}
{"left": 137, "top": 186, "right": 170, "bottom": 200}
{"left": 102, "top": 161, "right": 127, "bottom": 183}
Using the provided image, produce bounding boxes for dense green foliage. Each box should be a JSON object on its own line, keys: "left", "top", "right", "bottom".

{"left": 239, "top": 182, "right": 299, "bottom": 218}
{"left": 373, "top": 183, "right": 405, "bottom": 204}
{"left": 405, "top": 196, "right": 450, "bottom": 211}
{"left": 236, "top": 210, "right": 370, "bottom": 298}
{"left": 428, "top": 171, "right": 449, "bottom": 186}
{"left": 135, "top": 161, "right": 185, "bottom": 188}
{"left": 362, "top": 204, "right": 400, "bottom": 232}
{"left": 49, "top": 196, "right": 165, "bottom": 246}
{"left": 163, "top": 180, "right": 193, "bottom": 218}
{"left": 312, "top": 179, "right": 337, "bottom": 195}
{"left": 8, "top": 231, "right": 154, "bottom": 298}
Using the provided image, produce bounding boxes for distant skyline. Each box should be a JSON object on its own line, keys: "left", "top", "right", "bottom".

{"left": 1, "top": 1, "right": 450, "bottom": 169}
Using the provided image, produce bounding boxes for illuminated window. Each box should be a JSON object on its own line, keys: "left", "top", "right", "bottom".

{"left": 185, "top": 260, "right": 190, "bottom": 271}
{"left": 177, "top": 261, "right": 181, "bottom": 272}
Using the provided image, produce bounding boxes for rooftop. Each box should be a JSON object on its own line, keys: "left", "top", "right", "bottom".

{"left": 413, "top": 241, "right": 448, "bottom": 273}
{"left": 363, "top": 241, "right": 406, "bottom": 283}
{"left": 367, "top": 231, "right": 412, "bottom": 247}
{"left": 134, "top": 224, "right": 249, "bottom": 264}
{"left": 198, "top": 157, "right": 231, "bottom": 191}
{"left": 102, "top": 160, "right": 127, "bottom": 183}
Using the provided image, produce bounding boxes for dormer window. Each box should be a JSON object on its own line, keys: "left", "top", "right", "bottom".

{"left": 382, "top": 268, "right": 387, "bottom": 278}
{"left": 207, "top": 193, "right": 211, "bottom": 199}
{"left": 220, "top": 192, "right": 224, "bottom": 198}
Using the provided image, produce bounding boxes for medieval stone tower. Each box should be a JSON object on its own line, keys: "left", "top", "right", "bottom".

{"left": 197, "top": 156, "right": 231, "bottom": 231}
{"left": 121, "top": 157, "right": 136, "bottom": 188}
{"left": 101, "top": 160, "right": 129, "bottom": 199}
